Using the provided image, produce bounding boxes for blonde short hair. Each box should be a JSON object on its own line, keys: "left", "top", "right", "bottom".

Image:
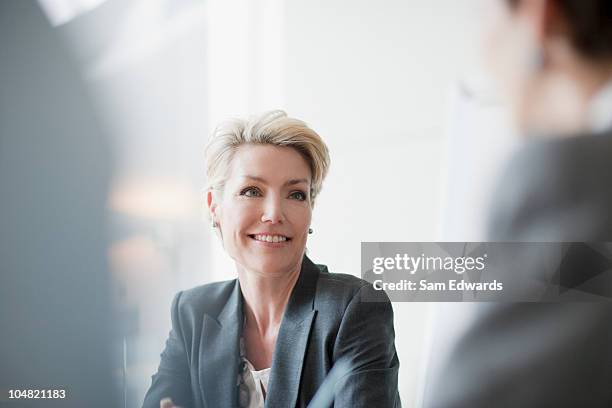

{"left": 204, "top": 110, "right": 330, "bottom": 203}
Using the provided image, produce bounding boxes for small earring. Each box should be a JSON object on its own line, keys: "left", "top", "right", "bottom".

{"left": 212, "top": 219, "right": 219, "bottom": 228}
{"left": 308, "top": 228, "right": 313, "bottom": 234}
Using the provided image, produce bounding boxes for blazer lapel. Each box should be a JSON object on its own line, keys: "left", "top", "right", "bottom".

{"left": 199, "top": 280, "right": 242, "bottom": 408}
{"left": 265, "top": 256, "right": 320, "bottom": 408}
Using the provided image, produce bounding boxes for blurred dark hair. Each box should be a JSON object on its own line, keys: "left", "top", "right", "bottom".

{"left": 507, "top": 0, "right": 612, "bottom": 61}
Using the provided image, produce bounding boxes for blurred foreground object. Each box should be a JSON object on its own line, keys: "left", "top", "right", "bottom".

{"left": 0, "top": 1, "right": 118, "bottom": 406}
{"left": 422, "top": 0, "right": 612, "bottom": 406}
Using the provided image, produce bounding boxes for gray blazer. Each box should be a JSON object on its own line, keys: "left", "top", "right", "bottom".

{"left": 423, "top": 130, "right": 612, "bottom": 407}
{"left": 143, "top": 256, "right": 401, "bottom": 408}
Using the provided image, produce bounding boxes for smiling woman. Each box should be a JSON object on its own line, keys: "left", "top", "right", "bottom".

{"left": 209, "top": 143, "right": 314, "bottom": 282}
{"left": 142, "top": 110, "right": 401, "bottom": 408}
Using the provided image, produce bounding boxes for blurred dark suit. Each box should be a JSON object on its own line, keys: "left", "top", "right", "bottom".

{"left": 422, "top": 130, "right": 612, "bottom": 407}
{"left": 0, "top": 1, "right": 117, "bottom": 406}
{"left": 488, "top": 131, "right": 612, "bottom": 240}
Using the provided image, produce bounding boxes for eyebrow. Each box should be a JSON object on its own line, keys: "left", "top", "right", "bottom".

{"left": 241, "top": 175, "right": 310, "bottom": 186}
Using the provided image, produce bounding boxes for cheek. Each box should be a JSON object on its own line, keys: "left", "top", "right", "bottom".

{"left": 479, "top": 3, "right": 523, "bottom": 83}
{"left": 483, "top": 19, "right": 511, "bottom": 79}
{"left": 485, "top": 28, "right": 532, "bottom": 109}
{"left": 289, "top": 206, "right": 312, "bottom": 238}
{"left": 219, "top": 201, "right": 258, "bottom": 239}
{"left": 477, "top": 0, "right": 504, "bottom": 59}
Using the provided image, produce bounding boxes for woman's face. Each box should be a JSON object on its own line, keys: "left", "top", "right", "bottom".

{"left": 209, "top": 144, "right": 313, "bottom": 277}
{"left": 479, "top": 0, "right": 584, "bottom": 134}
{"left": 480, "top": 0, "right": 537, "bottom": 121}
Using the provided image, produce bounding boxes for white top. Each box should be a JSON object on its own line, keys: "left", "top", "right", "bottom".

{"left": 241, "top": 358, "right": 271, "bottom": 408}
{"left": 239, "top": 337, "right": 270, "bottom": 408}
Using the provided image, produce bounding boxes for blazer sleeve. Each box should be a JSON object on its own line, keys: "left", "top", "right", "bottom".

{"left": 422, "top": 303, "right": 612, "bottom": 408}
{"left": 421, "top": 136, "right": 612, "bottom": 407}
{"left": 332, "top": 283, "right": 401, "bottom": 407}
{"left": 142, "top": 291, "right": 194, "bottom": 408}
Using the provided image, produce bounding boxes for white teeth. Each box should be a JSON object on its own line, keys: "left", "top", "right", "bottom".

{"left": 253, "top": 234, "right": 287, "bottom": 243}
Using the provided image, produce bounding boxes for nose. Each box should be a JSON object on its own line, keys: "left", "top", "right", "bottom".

{"left": 261, "top": 194, "right": 285, "bottom": 224}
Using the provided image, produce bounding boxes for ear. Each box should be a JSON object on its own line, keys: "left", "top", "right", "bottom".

{"left": 207, "top": 190, "right": 219, "bottom": 221}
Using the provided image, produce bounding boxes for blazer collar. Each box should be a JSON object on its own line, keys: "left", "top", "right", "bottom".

{"left": 199, "top": 279, "right": 243, "bottom": 408}
{"left": 199, "top": 256, "right": 320, "bottom": 408}
{"left": 265, "top": 255, "right": 319, "bottom": 407}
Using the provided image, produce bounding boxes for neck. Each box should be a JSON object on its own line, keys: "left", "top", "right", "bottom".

{"left": 237, "top": 260, "right": 302, "bottom": 336}
{"left": 522, "top": 57, "right": 612, "bottom": 136}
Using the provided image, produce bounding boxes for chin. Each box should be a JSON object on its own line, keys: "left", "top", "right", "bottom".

{"left": 246, "top": 256, "right": 299, "bottom": 277}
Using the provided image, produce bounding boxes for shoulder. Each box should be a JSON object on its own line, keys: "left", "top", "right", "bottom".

{"left": 316, "top": 268, "right": 369, "bottom": 298}
{"left": 509, "top": 131, "right": 612, "bottom": 181}
{"left": 314, "top": 266, "right": 391, "bottom": 314}
{"left": 501, "top": 131, "right": 612, "bottom": 197}
{"left": 313, "top": 266, "right": 396, "bottom": 354}
{"left": 488, "top": 131, "right": 612, "bottom": 240}
{"left": 173, "top": 279, "right": 237, "bottom": 319}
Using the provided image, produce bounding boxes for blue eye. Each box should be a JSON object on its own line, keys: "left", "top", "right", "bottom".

{"left": 240, "top": 187, "right": 262, "bottom": 197}
{"left": 289, "top": 191, "right": 307, "bottom": 201}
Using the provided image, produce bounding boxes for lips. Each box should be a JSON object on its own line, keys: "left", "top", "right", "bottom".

{"left": 248, "top": 234, "right": 291, "bottom": 243}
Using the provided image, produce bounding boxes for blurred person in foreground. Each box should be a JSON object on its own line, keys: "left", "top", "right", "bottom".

{"left": 422, "top": 0, "right": 612, "bottom": 407}
{"left": 1, "top": 1, "right": 117, "bottom": 407}
{"left": 142, "top": 110, "right": 401, "bottom": 408}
